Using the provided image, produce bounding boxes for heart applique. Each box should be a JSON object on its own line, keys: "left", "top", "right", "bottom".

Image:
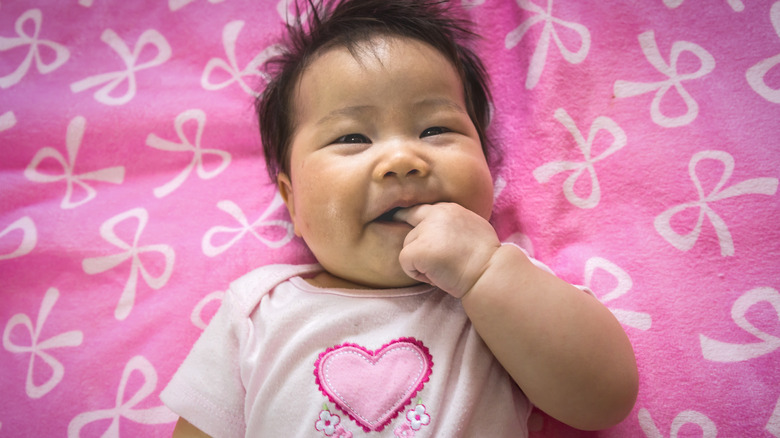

{"left": 314, "top": 337, "right": 433, "bottom": 433}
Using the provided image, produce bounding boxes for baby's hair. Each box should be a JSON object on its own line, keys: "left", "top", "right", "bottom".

{"left": 256, "top": 0, "right": 493, "bottom": 181}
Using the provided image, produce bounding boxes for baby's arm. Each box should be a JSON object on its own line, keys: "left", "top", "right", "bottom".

{"left": 460, "top": 243, "right": 638, "bottom": 430}
{"left": 396, "top": 203, "right": 638, "bottom": 431}
{"left": 171, "top": 417, "right": 211, "bottom": 437}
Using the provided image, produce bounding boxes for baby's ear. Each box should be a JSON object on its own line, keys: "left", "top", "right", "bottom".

{"left": 277, "top": 173, "right": 301, "bottom": 237}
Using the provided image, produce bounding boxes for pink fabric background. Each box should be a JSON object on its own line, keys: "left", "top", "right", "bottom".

{"left": 1, "top": 0, "right": 779, "bottom": 436}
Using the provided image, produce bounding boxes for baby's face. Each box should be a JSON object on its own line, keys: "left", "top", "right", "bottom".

{"left": 278, "top": 36, "right": 494, "bottom": 289}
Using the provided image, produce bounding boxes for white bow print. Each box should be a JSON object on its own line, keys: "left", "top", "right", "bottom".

{"left": 67, "top": 356, "right": 177, "bottom": 438}
{"left": 2, "top": 288, "right": 83, "bottom": 399}
{"left": 0, "top": 111, "right": 17, "bottom": 132}
{"left": 746, "top": 2, "right": 780, "bottom": 103}
{"left": 654, "top": 150, "right": 778, "bottom": 256}
{"left": 493, "top": 175, "right": 507, "bottom": 202}
{"left": 614, "top": 31, "right": 715, "bottom": 128}
{"left": 0, "top": 9, "right": 69, "bottom": 89}
{"left": 202, "top": 20, "right": 284, "bottom": 97}
{"left": 533, "top": 108, "right": 627, "bottom": 209}
{"left": 191, "top": 291, "right": 224, "bottom": 329}
{"left": 505, "top": 0, "right": 590, "bottom": 89}
{"left": 146, "top": 109, "right": 231, "bottom": 198}
{"left": 82, "top": 208, "right": 175, "bottom": 320}
{"left": 277, "top": 0, "right": 312, "bottom": 25}
{"left": 664, "top": 0, "right": 744, "bottom": 12}
{"left": 639, "top": 408, "right": 717, "bottom": 438}
{"left": 202, "top": 193, "right": 294, "bottom": 257}
{"left": 169, "top": 0, "right": 225, "bottom": 12}
{"left": 70, "top": 29, "right": 171, "bottom": 105}
{"left": 0, "top": 216, "right": 37, "bottom": 260}
{"left": 584, "top": 257, "right": 651, "bottom": 331}
{"left": 700, "top": 287, "right": 780, "bottom": 362}
{"left": 769, "top": 398, "right": 780, "bottom": 438}
{"left": 700, "top": 287, "right": 780, "bottom": 435}
{"left": 24, "top": 116, "right": 125, "bottom": 209}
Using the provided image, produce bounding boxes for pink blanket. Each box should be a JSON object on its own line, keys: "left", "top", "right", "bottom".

{"left": 2, "top": 0, "right": 779, "bottom": 436}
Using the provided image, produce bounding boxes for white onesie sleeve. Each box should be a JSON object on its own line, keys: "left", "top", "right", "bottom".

{"left": 160, "top": 290, "right": 247, "bottom": 438}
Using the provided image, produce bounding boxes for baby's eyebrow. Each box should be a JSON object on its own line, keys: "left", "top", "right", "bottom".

{"left": 413, "top": 97, "right": 467, "bottom": 114}
{"left": 316, "top": 105, "right": 374, "bottom": 126}
{"left": 315, "top": 99, "right": 465, "bottom": 127}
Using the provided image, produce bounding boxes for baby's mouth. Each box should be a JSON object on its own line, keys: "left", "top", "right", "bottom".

{"left": 375, "top": 207, "right": 404, "bottom": 223}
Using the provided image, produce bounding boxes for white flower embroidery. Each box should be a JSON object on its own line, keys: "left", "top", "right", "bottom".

{"left": 315, "top": 409, "right": 341, "bottom": 436}
{"left": 394, "top": 423, "right": 415, "bottom": 437}
{"left": 406, "top": 404, "right": 430, "bottom": 431}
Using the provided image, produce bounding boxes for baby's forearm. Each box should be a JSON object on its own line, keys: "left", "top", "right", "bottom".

{"left": 171, "top": 418, "right": 211, "bottom": 437}
{"left": 461, "top": 244, "right": 638, "bottom": 431}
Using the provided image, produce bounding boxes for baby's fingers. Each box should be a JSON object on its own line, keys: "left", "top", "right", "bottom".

{"left": 398, "top": 239, "right": 435, "bottom": 285}
{"left": 392, "top": 204, "right": 433, "bottom": 227}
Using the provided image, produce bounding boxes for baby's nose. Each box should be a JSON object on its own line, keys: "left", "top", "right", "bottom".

{"left": 374, "top": 144, "right": 430, "bottom": 180}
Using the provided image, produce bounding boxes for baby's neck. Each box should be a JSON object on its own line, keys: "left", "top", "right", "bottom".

{"left": 304, "top": 271, "right": 422, "bottom": 291}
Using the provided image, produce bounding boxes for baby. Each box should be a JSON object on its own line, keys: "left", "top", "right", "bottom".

{"left": 161, "top": 0, "right": 638, "bottom": 436}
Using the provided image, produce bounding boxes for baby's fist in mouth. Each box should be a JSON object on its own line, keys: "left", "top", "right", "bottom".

{"left": 394, "top": 202, "right": 500, "bottom": 298}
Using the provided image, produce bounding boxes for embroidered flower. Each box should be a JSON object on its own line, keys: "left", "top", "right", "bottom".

{"left": 333, "top": 426, "right": 353, "bottom": 438}
{"left": 394, "top": 422, "right": 416, "bottom": 437}
{"left": 406, "top": 404, "right": 431, "bottom": 430}
{"left": 315, "top": 409, "right": 341, "bottom": 436}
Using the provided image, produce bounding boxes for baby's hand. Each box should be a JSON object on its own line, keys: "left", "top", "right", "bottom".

{"left": 394, "top": 203, "right": 501, "bottom": 298}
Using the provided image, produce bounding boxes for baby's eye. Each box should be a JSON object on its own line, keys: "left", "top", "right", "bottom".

{"left": 333, "top": 133, "right": 371, "bottom": 144}
{"left": 420, "top": 127, "right": 452, "bottom": 138}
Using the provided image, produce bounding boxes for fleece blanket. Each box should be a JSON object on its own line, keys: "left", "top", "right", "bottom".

{"left": 1, "top": 0, "right": 779, "bottom": 436}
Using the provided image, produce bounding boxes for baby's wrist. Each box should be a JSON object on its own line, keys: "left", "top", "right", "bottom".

{"left": 457, "top": 242, "right": 512, "bottom": 301}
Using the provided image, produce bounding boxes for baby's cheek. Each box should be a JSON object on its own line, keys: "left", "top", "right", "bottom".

{"left": 463, "top": 180, "right": 495, "bottom": 220}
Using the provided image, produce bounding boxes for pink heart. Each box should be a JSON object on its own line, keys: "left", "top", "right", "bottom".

{"left": 314, "top": 338, "right": 433, "bottom": 433}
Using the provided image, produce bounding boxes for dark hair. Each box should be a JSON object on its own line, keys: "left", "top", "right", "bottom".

{"left": 256, "top": 0, "right": 493, "bottom": 181}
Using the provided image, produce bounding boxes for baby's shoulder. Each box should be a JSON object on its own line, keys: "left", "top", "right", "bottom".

{"left": 226, "top": 263, "right": 321, "bottom": 314}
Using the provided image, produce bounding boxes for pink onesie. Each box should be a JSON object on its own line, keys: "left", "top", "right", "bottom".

{"left": 161, "top": 262, "right": 543, "bottom": 437}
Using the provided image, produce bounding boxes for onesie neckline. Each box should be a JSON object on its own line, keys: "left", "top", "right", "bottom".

{"left": 289, "top": 275, "right": 436, "bottom": 298}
